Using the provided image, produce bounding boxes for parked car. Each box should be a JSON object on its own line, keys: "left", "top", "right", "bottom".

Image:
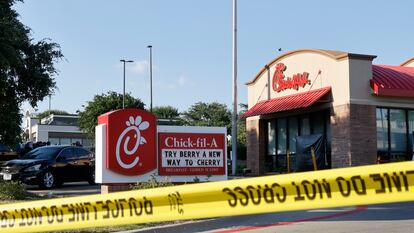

{"left": 0, "top": 144, "right": 19, "bottom": 164}
{"left": 0, "top": 145, "right": 95, "bottom": 189}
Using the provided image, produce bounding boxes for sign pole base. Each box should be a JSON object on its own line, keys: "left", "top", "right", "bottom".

{"left": 101, "top": 183, "right": 131, "bottom": 194}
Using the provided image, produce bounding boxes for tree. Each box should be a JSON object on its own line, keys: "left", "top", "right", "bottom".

{"left": 152, "top": 106, "right": 180, "bottom": 119}
{"left": 0, "top": 0, "right": 63, "bottom": 146}
{"left": 36, "top": 109, "right": 70, "bottom": 119}
{"left": 182, "top": 102, "right": 231, "bottom": 133}
{"left": 78, "top": 92, "right": 145, "bottom": 138}
{"left": 237, "top": 103, "right": 248, "bottom": 146}
{"left": 152, "top": 105, "right": 183, "bottom": 125}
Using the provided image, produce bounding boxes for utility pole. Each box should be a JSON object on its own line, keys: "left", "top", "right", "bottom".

{"left": 231, "top": 0, "right": 238, "bottom": 176}
{"left": 120, "top": 59, "right": 134, "bottom": 109}
{"left": 147, "top": 45, "right": 153, "bottom": 112}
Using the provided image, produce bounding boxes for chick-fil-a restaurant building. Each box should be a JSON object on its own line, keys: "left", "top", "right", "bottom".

{"left": 242, "top": 49, "right": 414, "bottom": 175}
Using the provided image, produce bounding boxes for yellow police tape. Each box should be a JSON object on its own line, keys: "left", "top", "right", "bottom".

{"left": 1, "top": 161, "right": 413, "bottom": 232}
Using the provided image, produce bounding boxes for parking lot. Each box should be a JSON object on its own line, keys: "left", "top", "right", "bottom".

{"left": 26, "top": 182, "right": 100, "bottom": 197}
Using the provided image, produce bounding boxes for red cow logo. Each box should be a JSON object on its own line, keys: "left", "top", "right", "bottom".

{"left": 98, "top": 109, "right": 157, "bottom": 176}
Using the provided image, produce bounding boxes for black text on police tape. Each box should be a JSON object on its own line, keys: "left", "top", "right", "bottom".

{"left": 222, "top": 170, "right": 414, "bottom": 208}
{"left": 0, "top": 196, "right": 154, "bottom": 229}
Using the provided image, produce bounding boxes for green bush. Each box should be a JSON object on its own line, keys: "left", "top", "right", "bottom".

{"left": 191, "top": 175, "right": 212, "bottom": 183}
{"left": 130, "top": 175, "right": 173, "bottom": 190}
{"left": 0, "top": 181, "right": 32, "bottom": 200}
{"left": 236, "top": 165, "right": 247, "bottom": 174}
{"left": 36, "top": 109, "right": 70, "bottom": 119}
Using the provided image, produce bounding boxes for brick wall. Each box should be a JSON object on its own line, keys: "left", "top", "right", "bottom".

{"left": 246, "top": 118, "right": 266, "bottom": 175}
{"left": 331, "top": 104, "right": 352, "bottom": 167}
{"left": 331, "top": 104, "right": 377, "bottom": 168}
{"left": 349, "top": 104, "right": 377, "bottom": 165}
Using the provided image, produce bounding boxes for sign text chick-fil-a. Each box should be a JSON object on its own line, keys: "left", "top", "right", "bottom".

{"left": 272, "top": 63, "right": 311, "bottom": 92}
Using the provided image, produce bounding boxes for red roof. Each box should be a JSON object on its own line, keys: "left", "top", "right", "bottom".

{"left": 241, "top": 87, "right": 331, "bottom": 119}
{"left": 371, "top": 65, "right": 414, "bottom": 98}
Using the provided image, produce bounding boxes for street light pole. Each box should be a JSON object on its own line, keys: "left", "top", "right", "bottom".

{"left": 147, "top": 45, "right": 153, "bottom": 112}
{"left": 231, "top": 0, "right": 238, "bottom": 176}
{"left": 120, "top": 59, "right": 134, "bottom": 109}
{"left": 48, "top": 94, "right": 51, "bottom": 111}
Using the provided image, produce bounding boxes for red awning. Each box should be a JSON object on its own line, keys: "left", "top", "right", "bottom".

{"left": 241, "top": 87, "right": 331, "bottom": 119}
{"left": 371, "top": 65, "right": 414, "bottom": 98}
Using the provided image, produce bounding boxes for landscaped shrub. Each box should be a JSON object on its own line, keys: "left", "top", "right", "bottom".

{"left": 130, "top": 175, "right": 173, "bottom": 190}
{"left": 0, "top": 181, "right": 32, "bottom": 200}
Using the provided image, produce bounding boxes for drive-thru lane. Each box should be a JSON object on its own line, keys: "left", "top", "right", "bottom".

{"left": 21, "top": 179, "right": 414, "bottom": 233}
{"left": 130, "top": 201, "right": 414, "bottom": 233}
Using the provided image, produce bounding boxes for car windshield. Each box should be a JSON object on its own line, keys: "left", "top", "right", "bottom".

{"left": 21, "top": 147, "right": 62, "bottom": 160}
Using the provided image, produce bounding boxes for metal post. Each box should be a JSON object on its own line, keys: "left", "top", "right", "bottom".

{"left": 311, "top": 147, "right": 318, "bottom": 171}
{"left": 147, "top": 45, "right": 153, "bottom": 112}
{"left": 287, "top": 150, "right": 290, "bottom": 173}
{"left": 120, "top": 59, "right": 134, "bottom": 109}
{"left": 231, "top": 0, "right": 238, "bottom": 176}
{"left": 122, "top": 61, "right": 126, "bottom": 109}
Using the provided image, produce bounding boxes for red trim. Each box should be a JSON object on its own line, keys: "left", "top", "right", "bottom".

{"left": 370, "top": 79, "right": 378, "bottom": 95}
{"left": 241, "top": 87, "right": 331, "bottom": 119}
{"left": 371, "top": 65, "right": 414, "bottom": 98}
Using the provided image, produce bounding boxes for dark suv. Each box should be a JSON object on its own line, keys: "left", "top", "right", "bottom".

{"left": 0, "top": 145, "right": 95, "bottom": 189}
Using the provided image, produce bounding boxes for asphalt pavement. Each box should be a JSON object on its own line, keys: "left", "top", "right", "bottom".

{"left": 26, "top": 182, "right": 100, "bottom": 197}
{"left": 127, "top": 201, "right": 414, "bottom": 233}
{"left": 24, "top": 183, "right": 414, "bottom": 233}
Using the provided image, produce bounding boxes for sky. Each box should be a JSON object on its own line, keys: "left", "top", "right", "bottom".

{"left": 14, "top": 0, "right": 414, "bottom": 114}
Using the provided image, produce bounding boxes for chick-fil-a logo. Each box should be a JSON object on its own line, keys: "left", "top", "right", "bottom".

{"left": 98, "top": 109, "right": 157, "bottom": 176}
{"left": 116, "top": 116, "right": 149, "bottom": 169}
{"left": 272, "top": 63, "right": 311, "bottom": 92}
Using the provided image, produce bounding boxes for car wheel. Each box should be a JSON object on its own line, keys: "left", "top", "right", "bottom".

{"left": 39, "top": 171, "right": 55, "bottom": 189}
{"left": 87, "top": 171, "right": 95, "bottom": 185}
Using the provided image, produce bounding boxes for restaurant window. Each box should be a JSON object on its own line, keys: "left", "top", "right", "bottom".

{"left": 300, "top": 116, "right": 310, "bottom": 135}
{"left": 325, "top": 115, "right": 332, "bottom": 168}
{"left": 49, "top": 138, "right": 60, "bottom": 145}
{"left": 376, "top": 108, "right": 388, "bottom": 152}
{"left": 82, "top": 138, "right": 94, "bottom": 147}
{"left": 267, "top": 121, "right": 276, "bottom": 155}
{"left": 71, "top": 138, "right": 82, "bottom": 145}
{"left": 265, "top": 110, "right": 330, "bottom": 173}
{"left": 409, "top": 111, "right": 414, "bottom": 154}
{"left": 389, "top": 109, "right": 407, "bottom": 153}
{"left": 288, "top": 117, "right": 299, "bottom": 153}
{"left": 277, "top": 118, "right": 287, "bottom": 155}
{"left": 376, "top": 107, "right": 412, "bottom": 161}
{"left": 60, "top": 138, "right": 71, "bottom": 145}
{"left": 312, "top": 114, "right": 325, "bottom": 135}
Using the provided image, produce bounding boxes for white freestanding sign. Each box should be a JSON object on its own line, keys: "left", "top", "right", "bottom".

{"left": 95, "top": 114, "right": 228, "bottom": 184}
{"left": 157, "top": 125, "right": 227, "bottom": 182}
